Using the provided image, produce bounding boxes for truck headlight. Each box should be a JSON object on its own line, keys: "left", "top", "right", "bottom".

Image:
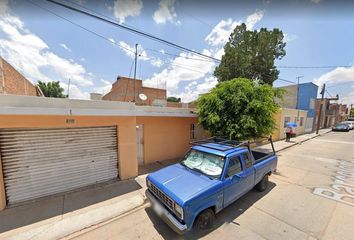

{"left": 174, "top": 203, "right": 183, "bottom": 219}
{"left": 146, "top": 179, "right": 151, "bottom": 188}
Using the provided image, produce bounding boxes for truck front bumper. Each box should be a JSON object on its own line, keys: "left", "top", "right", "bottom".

{"left": 145, "top": 189, "right": 188, "bottom": 235}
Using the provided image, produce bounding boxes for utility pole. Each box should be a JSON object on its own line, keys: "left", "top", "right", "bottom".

{"left": 316, "top": 84, "right": 326, "bottom": 134}
{"left": 133, "top": 43, "right": 138, "bottom": 102}
{"left": 296, "top": 76, "right": 304, "bottom": 123}
{"left": 67, "top": 78, "right": 71, "bottom": 98}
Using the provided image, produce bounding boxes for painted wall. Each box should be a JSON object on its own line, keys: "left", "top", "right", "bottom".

{"left": 278, "top": 108, "right": 308, "bottom": 139}
{"left": 277, "top": 85, "right": 297, "bottom": 109}
{"left": 298, "top": 82, "right": 318, "bottom": 118}
{"left": 136, "top": 116, "right": 197, "bottom": 164}
{"left": 271, "top": 108, "right": 308, "bottom": 140}
{"left": 0, "top": 115, "right": 138, "bottom": 210}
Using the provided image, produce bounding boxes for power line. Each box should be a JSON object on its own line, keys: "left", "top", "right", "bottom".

{"left": 276, "top": 78, "right": 297, "bottom": 84}
{"left": 28, "top": 0, "right": 135, "bottom": 55}
{"left": 46, "top": 0, "right": 220, "bottom": 62}
{"left": 145, "top": 48, "right": 216, "bottom": 63}
{"left": 278, "top": 65, "right": 352, "bottom": 69}
{"left": 327, "top": 81, "right": 354, "bottom": 89}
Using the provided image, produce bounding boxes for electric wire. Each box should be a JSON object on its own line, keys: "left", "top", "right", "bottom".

{"left": 46, "top": 0, "right": 221, "bottom": 62}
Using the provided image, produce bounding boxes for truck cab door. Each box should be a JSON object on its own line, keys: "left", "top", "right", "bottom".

{"left": 240, "top": 153, "right": 256, "bottom": 191}
{"left": 223, "top": 155, "right": 247, "bottom": 207}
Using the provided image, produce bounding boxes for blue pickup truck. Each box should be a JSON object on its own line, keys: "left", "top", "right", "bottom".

{"left": 146, "top": 137, "right": 277, "bottom": 234}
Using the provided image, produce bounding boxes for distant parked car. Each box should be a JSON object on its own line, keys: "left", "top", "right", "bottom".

{"left": 332, "top": 123, "right": 350, "bottom": 132}
{"left": 342, "top": 121, "right": 354, "bottom": 130}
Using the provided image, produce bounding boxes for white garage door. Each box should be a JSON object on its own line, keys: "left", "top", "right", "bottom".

{"left": 0, "top": 126, "right": 119, "bottom": 204}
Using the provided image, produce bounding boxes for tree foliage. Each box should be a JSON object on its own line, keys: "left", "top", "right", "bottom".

{"left": 350, "top": 108, "right": 354, "bottom": 117}
{"left": 167, "top": 96, "right": 181, "bottom": 102}
{"left": 197, "top": 78, "right": 283, "bottom": 140}
{"left": 214, "top": 23, "right": 286, "bottom": 85}
{"left": 37, "top": 81, "right": 66, "bottom": 98}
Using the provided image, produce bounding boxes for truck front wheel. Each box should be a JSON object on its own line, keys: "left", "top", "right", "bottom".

{"left": 256, "top": 174, "right": 269, "bottom": 192}
{"left": 194, "top": 209, "right": 215, "bottom": 231}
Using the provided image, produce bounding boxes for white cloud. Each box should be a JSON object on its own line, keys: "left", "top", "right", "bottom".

{"left": 109, "top": 38, "right": 115, "bottom": 43}
{"left": 92, "top": 79, "right": 112, "bottom": 95}
{"left": 205, "top": 18, "right": 241, "bottom": 47}
{"left": 62, "top": 82, "right": 89, "bottom": 99}
{"left": 79, "top": 57, "right": 85, "bottom": 62}
{"left": 0, "top": 6, "right": 94, "bottom": 99}
{"left": 112, "top": 0, "right": 143, "bottom": 24}
{"left": 341, "top": 89, "right": 354, "bottom": 105}
{"left": 284, "top": 33, "right": 297, "bottom": 43}
{"left": 246, "top": 10, "right": 264, "bottom": 30}
{"left": 150, "top": 57, "right": 163, "bottom": 67}
{"left": 60, "top": 43, "right": 72, "bottom": 52}
{"left": 175, "top": 77, "right": 218, "bottom": 102}
{"left": 118, "top": 41, "right": 149, "bottom": 61}
{"left": 314, "top": 65, "right": 354, "bottom": 87}
{"left": 153, "top": 0, "right": 180, "bottom": 25}
{"left": 205, "top": 10, "right": 264, "bottom": 47}
{"left": 144, "top": 50, "right": 215, "bottom": 94}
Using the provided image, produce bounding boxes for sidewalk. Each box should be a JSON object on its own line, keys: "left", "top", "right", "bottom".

{"left": 256, "top": 128, "right": 332, "bottom": 153}
{"left": 0, "top": 180, "right": 146, "bottom": 240}
{"left": 0, "top": 129, "right": 331, "bottom": 240}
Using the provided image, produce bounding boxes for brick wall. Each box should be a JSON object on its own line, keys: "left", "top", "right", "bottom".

{"left": 102, "top": 76, "right": 166, "bottom": 105}
{"left": 0, "top": 57, "right": 37, "bottom": 96}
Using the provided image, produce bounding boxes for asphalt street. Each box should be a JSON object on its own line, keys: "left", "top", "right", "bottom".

{"left": 70, "top": 131, "right": 354, "bottom": 240}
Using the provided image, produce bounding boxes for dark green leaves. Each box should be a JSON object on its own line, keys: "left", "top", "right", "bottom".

{"left": 197, "top": 78, "right": 281, "bottom": 140}
{"left": 37, "top": 81, "right": 66, "bottom": 98}
{"left": 214, "top": 23, "right": 286, "bottom": 85}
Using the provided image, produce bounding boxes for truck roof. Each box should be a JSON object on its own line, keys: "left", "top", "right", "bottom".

{"left": 191, "top": 143, "right": 248, "bottom": 157}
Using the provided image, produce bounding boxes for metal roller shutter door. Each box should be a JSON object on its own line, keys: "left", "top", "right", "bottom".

{"left": 0, "top": 126, "right": 119, "bottom": 204}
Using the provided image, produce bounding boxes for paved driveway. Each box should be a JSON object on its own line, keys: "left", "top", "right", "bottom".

{"left": 70, "top": 131, "right": 354, "bottom": 240}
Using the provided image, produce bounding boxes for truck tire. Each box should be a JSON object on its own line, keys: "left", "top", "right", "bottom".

{"left": 256, "top": 174, "right": 269, "bottom": 192}
{"left": 194, "top": 209, "right": 215, "bottom": 231}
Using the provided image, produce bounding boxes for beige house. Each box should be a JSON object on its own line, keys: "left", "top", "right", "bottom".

{"left": 272, "top": 108, "right": 308, "bottom": 141}
{"left": 0, "top": 95, "right": 202, "bottom": 210}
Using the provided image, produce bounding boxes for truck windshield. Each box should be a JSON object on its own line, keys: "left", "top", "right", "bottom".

{"left": 181, "top": 150, "right": 225, "bottom": 179}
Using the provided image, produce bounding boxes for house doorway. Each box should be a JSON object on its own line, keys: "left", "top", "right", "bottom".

{"left": 136, "top": 124, "right": 144, "bottom": 166}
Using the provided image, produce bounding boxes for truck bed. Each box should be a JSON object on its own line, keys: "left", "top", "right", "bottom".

{"left": 251, "top": 150, "right": 272, "bottom": 163}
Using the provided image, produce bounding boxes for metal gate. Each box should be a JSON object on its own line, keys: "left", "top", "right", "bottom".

{"left": 0, "top": 126, "right": 119, "bottom": 204}
{"left": 136, "top": 125, "right": 144, "bottom": 165}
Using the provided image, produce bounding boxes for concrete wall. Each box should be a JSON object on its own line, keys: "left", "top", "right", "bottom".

{"left": 277, "top": 85, "right": 297, "bottom": 109}
{"left": 0, "top": 57, "right": 37, "bottom": 96}
{"left": 136, "top": 116, "right": 197, "bottom": 164}
{"left": 298, "top": 82, "right": 318, "bottom": 118}
{"left": 271, "top": 108, "right": 308, "bottom": 140}
{"left": 278, "top": 108, "right": 308, "bottom": 139}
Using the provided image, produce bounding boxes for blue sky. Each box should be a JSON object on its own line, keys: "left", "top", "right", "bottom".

{"left": 0, "top": 0, "right": 354, "bottom": 104}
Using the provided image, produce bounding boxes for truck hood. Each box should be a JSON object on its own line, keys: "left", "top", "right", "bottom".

{"left": 147, "top": 163, "right": 217, "bottom": 205}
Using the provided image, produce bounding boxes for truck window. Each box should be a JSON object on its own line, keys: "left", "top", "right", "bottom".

{"left": 226, "top": 156, "right": 242, "bottom": 178}
{"left": 243, "top": 153, "right": 252, "bottom": 168}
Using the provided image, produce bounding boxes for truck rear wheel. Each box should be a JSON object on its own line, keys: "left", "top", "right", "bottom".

{"left": 194, "top": 209, "right": 215, "bottom": 231}
{"left": 256, "top": 174, "right": 269, "bottom": 192}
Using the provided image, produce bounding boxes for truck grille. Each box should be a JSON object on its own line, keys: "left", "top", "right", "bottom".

{"left": 149, "top": 183, "right": 174, "bottom": 210}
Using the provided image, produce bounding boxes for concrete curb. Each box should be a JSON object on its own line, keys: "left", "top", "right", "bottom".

{"left": 0, "top": 191, "right": 145, "bottom": 240}
{"left": 275, "top": 130, "right": 332, "bottom": 153}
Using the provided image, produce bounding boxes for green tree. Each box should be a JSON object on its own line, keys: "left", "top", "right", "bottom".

{"left": 37, "top": 81, "right": 66, "bottom": 98}
{"left": 350, "top": 108, "right": 354, "bottom": 117}
{"left": 167, "top": 96, "right": 181, "bottom": 102}
{"left": 214, "top": 23, "right": 286, "bottom": 85}
{"left": 197, "top": 78, "right": 283, "bottom": 140}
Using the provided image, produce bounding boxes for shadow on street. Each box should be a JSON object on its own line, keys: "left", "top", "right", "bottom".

{"left": 145, "top": 181, "right": 276, "bottom": 239}
{"left": 0, "top": 179, "right": 141, "bottom": 233}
